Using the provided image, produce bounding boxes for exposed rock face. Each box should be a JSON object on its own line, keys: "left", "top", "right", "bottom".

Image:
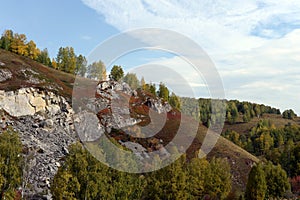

{"left": 0, "top": 68, "right": 12, "bottom": 82}
{"left": 0, "top": 88, "right": 76, "bottom": 199}
{"left": 74, "top": 81, "right": 173, "bottom": 161}
{"left": 0, "top": 88, "right": 71, "bottom": 117}
{"left": 74, "top": 111, "right": 104, "bottom": 142}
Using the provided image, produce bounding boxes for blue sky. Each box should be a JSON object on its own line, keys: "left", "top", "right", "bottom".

{"left": 1, "top": 0, "right": 300, "bottom": 114}
{"left": 0, "top": 0, "right": 117, "bottom": 57}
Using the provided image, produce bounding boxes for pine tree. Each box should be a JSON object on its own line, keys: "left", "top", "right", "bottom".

{"left": 56, "top": 47, "right": 77, "bottom": 73}
{"left": 245, "top": 163, "right": 267, "bottom": 200}
{"left": 263, "top": 162, "right": 290, "bottom": 199}
{"left": 75, "top": 54, "right": 87, "bottom": 77}
{"left": 0, "top": 29, "right": 14, "bottom": 50}
{"left": 110, "top": 65, "right": 124, "bottom": 81}
{"left": 37, "top": 48, "right": 51, "bottom": 66}
{"left": 158, "top": 83, "right": 169, "bottom": 101}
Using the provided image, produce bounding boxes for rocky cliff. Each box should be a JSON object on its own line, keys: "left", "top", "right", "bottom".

{"left": 0, "top": 87, "right": 76, "bottom": 199}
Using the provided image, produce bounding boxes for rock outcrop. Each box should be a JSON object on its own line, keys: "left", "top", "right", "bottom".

{"left": 0, "top": 88, "right": 76, "bottom": 199}
{"left": 0, "top": 68, "right": 12, "bottom": 82}
{"left": 0, "top": 88, "right": 70, "bottom": 117}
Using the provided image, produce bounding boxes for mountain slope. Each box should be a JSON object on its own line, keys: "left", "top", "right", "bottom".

{"left": 0, "top": 49, "right": 259, "bottom": 197}
{"left": 0, "top": 49, "right": 96, "bottom": 100}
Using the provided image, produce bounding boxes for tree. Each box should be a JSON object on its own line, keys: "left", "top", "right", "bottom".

{"left": 145, "top": 155, "right": 189, "bottom": 200}
{"left": 204, "top": 157, "right": 232, "bottom": 199}
{"left": 140, "top": 77, "right": 146, "bottom": 90}
{"left": 0, "top": 29, "right": 14, "bottom": 50}
{"left": 282, "top": 109, "right": 297, "bottom": 120}
{"left": 110, "top": 65, "right": 124, "bottom": 81}
{"left": 227, "top": 101, "right": 238, "bottom": 124}
{"left": 75, "top": 54, "right": 87, "bottom": 77}
{"left": 123, "top": 73, "right": 140, "bottom": 89}
{"left": 56, "top": 47, "right": 77, "bottom": 73}
{"left": 51, "top": 58, "right": 58, "bottom": 69}
{"left": 87, "top": 60, "right": 106, "bottom": 80}
{"left": 169, "top": 92, "right": 181, "bottom": 110}
{"left": 187, "top": 158, "right": 209, "bottom": 198}
{"left": 158, "top": 82, "right": 169, "bottom": 101}
{"left": 26, "top": 40, "right": 40, "bottom": 60}
{"left": 37, "top": 48, "right": 51, "bottom": 66}
{"left": 0, "top": 128, "right": 23, "bottom": 199}
{"left": 263, "top": 162, "right": 290, "bottom": 199}
{"left": 243, "top": 111, "right": 251, "bottom": 122}
{"left": 254, "top": 104, "right": 261, "bottom": 118}
{"left": 51, "top": 169, "right": 80, "bottom": 200}
{"left": 11, "top": 33, "right": 28, "bottom": 56}
{"left": 143, "top": 83, "right": 157, "bottom": 96}
{"left": 245, "top": 163, "right": 267, "bottom": 200}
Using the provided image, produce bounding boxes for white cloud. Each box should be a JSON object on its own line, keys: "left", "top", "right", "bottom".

{"left": 82, "top": 0, "right": 300, "bottom": 114}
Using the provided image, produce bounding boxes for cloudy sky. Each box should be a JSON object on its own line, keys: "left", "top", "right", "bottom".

{"left": 1, "top": 0, "right": 300, "bottom": 114}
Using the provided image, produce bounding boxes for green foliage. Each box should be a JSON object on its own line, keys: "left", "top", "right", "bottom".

{"left": 223, "top": 119, "right": 300, "bottom": 182}
{"left": 56, "top": 46, "right": 77, "bottom": 74}
{"left": 143, "top": 83, "right": 157, "bottom": 97}
{"left": 158, "top": 82, "right": 169, "bottom": 101}
{"left": 282, "top": 109, "right": 297, "bottom": 119}
{"left": 245, "top": 163, "right": 267, "bottom": 200}
{"left": 0, "top": 30, "right": 14, "bottom": 51}
{"left": 169, "top": 92, "right": 181, "bottom": 110}
{"left": 87, "top": 60, "right": 106, "bottom": 80}
{"left": 145, "top": 155, "right": 189, "bottom": 200}
{"left": 0, "top": 128, "right": 23, "bottom": 199}
{"left": 203, "top": 157, "right": 232, "bottom": 199}
{"left": 51, "top": 142, "right": 145, "bottom": 200}
{"left": 36, "top": 48, "right": 51, "bottom": 67}
{"left": 246, "top": 161, "right": 290, "bottom": 199}
{"left": 110, "top": 65, "right": 124, "bottom": 81}
{"left": 263, "top": 161, "right": 290, "bottom": 198}
{"left": 75, "top": 54, "right": 87, "bottom": 77}
{"left": 52, "top": 142, "right": 233, "bottom": 200}
{"left": 123, "top": 73, "right": 140, "bottom": 89}
{"left": 226, "top": 101, "right": 238, "bottom": 124}
{"left": 187, "top": 158, "right": 209, "bottom": 198}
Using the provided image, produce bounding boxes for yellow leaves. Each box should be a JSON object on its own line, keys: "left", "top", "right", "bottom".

{"left": 51, "top": 58, "right": 58, "bottom": 69}
{"left": 27, "top": 40, "right": 40, "bottom": 60}
{"left": 11, "top": 33, "right": 29, "bottom": 56}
